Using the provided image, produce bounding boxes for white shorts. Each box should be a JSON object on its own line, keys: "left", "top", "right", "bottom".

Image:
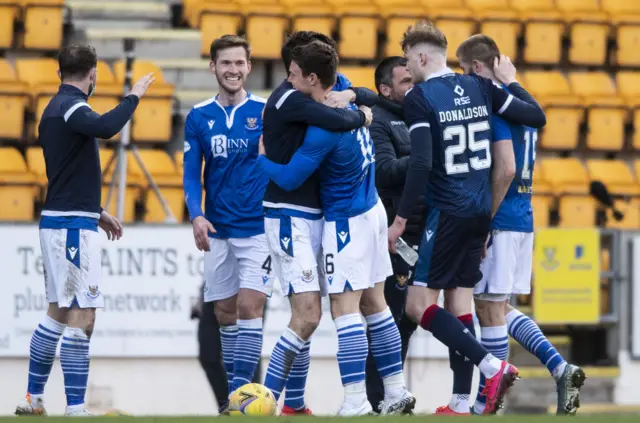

{"left": 323, "top": 199, "right": 393, "bottom": 295}
{"left": 265, "top": 215, "right": 325, "bottom": 297}
{"left": 40, "top": 228, "right": 104, "bottom": 308}
{"left": 475, "top": 230, "right": 534, "bottom": 298}
{"left": 203, "top": 234, "right": 275, "bottom": 302}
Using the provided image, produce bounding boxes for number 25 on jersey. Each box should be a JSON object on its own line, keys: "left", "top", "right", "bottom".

{"left": 444, "top": 121, "right": 491, "bottom": 175}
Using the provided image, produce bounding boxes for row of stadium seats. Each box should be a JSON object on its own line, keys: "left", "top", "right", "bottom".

{"left": 186, "top": 0, "right": 640, "bottom": 63}
{"left": 2, "top": 146, "right": 640, "bottom": 228}
{"left": 0, "top": 0, "right": 65, "bottom": 51}
{"left": 0, "top": 58, "right": 175, "bottom": 143}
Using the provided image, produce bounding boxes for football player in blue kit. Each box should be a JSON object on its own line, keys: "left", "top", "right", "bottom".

{"left": 183, "top": 35, "right": 273, "bottom": 414}
{"left": 456, "top": 34, "right": 586, "bottom": 416}
{"left": 387, "top": 21, "right": 548, "bottom": 415}
{"left": 258, "top": 41, "right": 415, "bottom": 416}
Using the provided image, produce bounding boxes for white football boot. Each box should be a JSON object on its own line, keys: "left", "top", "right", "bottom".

{"left": 379, "top": 389, "right": 416, "bottom": 415}
{"left": 65, "top": 405, "right": 92, "bottom": 416}
{"left": 337, "top": 398, "right": 374, "bottom": 417}
{"left": 15, "top": 394, "right": 47, "bottom": 416}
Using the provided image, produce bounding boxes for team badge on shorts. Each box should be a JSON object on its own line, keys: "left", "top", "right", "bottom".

{"left": 86, "top": 285, "right": 101, "bottom": 299}
{"left": 245, "top": 117, "right": 258, "bottom": 130}
{"left": 395, "top": 274, "right": 408, "bottom": 289}
{"left": 302, "top": 269, "right": 314, "bottom": 283}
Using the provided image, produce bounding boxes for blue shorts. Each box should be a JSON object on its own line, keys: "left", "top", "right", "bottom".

{"left": 411, "top": 208, "right": 491, "bottom": 290}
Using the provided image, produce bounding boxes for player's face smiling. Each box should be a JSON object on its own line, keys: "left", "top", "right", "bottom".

{"left": 211, "top": 46, "right": 251, "bottom": 94}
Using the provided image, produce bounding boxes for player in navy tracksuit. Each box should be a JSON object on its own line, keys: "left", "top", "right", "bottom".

{"left": 16, "top": 45, "right": 153, "bottom": 417}
{"left": 259, "top": 40, "right": 415, "bottom": 417}
{"left": 259, "top": 32, "right": 378, "bottom": 415}
{"left": 387, "top": 22, "right": 548, "bottom": 415}
{"left": 456, "top": 34, "right": 586, "bottom": 416}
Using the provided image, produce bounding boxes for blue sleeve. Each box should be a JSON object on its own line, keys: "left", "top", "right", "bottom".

{"left": 183, "top": 111, "right": 204, "bottom": 221}
{"left": 278, "top": 89, "right": 365, "bottom": 131}
{"left": 257, "top": 126, "right": 337, "bottom": 191}
{"left": 334, "top": 72, "right": 378, "bottom": 107}
{"left": 397, "top": 86, "right": 433, "bottom": 219}
{"left": 334, "top": 73, "right": 352, "bottom": 91}
{"left": 63, "top": 95, "right": 139, "bottom": 139}
{"left": 491, "top": 116, "right": 512, "bottom": 142}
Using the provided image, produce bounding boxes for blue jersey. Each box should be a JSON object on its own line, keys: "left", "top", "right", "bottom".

{"left": 258, "top": 107, "right": 378, "bottom": 221}
{"left": 490, "top": 112, "right": 536, "bottom": 233}
{"left": 183, "top": 93, "right": 267, "bottom": 238}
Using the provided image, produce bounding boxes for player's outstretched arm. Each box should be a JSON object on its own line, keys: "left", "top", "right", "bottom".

{"left": 487, "top": 55, "right": 546, "bottom": 129}
{"left": 257, "top": 127, "right": 334, "bottom": 191}
{"left": 278, "top": 89, "right": 366, "bottom": 131}
{"left": 370, "top": 120, "right": 409, "bottom": 189}
{"left": 389, "top": 87, "right": 433, "bottom": 252}
{"left": 490, "top": 117, "right": 516, "bottom": 219}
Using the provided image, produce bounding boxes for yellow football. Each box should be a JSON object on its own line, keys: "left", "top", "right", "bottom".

{"left": 228, "top": 383, "right": 277, "bottom": 416}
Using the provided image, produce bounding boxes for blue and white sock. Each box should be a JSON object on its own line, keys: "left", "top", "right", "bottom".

{"left": 335, "top": 313, "right": 369, "bottom": 405}
{"left": 473, "top": 325, "right": 509, "bottom": 415}
{"left": 220, "top": 324, "right": 238, "bottom": 395}
{"left": 284, "top": 340, "right": 311, "bottom": 410}
{"left": 60, "top": 327, "right": 90, "bottom": 409}
{"left": 507, "top": 309, "right": 567, "bottom": 380}
{"left": 366, "top": 308, "right": 405, "bottom": 399}
{"left": 232, "top": 318, "right": 263, "bottom": 392}
{"left": 264, "top": 328, "right": 304, "bottom": 401}
{"left": 27, "top": 316, "right": 66, "bottom": 399}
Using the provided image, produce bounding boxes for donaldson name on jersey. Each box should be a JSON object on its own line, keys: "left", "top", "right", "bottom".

{"left": 490, "top": 87, "right": 536, "bottom": 233}
{"left": 183, "top": 93, "right": 268, "bottom": 239}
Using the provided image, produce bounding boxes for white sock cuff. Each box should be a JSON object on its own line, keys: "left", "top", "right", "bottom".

{"left": 220, "top": 324, "right": 239, "bottom": 333}
{"left": 237, "top": 318, "right": 263, "bottom": 329}
{"left": 505, "top": 309, "right": 523, "bottom": 329}
{"left": 41, "top": 315, "right": 66, "bottom": 334}
{"left": 481, "top": 325, "right": 508, "bottom": 340}
{"left": 365, "top": 307, "right": 392, "bottom": 326}
{"left": 63, "top": 326, "right": 88, "bottom": 341}
{"left": 334, "top": 313, "right": 363, "bottom": 330}
{"left": 282, "top": 327, "right": 305, "bottom": 350}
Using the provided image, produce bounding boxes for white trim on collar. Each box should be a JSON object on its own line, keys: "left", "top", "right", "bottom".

{"left": 426, "top": 67, "right": 456, "bottom": 81}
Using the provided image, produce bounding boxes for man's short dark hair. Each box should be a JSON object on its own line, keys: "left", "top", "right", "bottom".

{"left": 291, "top": 40, "right": 338, "bottom": 89}
{"left": 210, "top": 35, "right": 251, "bottom": 62}
{"left": 281, "top": 31, "right": 337, "bottom": 73}
{"left": 58, "top": 45, "right": 97, "bottom": 80}
{"left": 456, "top": 34, "right": 501, "bottom": 68}
{"left": 374, "top": 56, "right": 407, "bottom": 94}
{"left": 401, "top": 20, "right": 448, "bottom": 53}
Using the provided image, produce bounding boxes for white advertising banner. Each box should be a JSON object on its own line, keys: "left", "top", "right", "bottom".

{"left": 0, "top": 225, "right": 448, "bottom": 359}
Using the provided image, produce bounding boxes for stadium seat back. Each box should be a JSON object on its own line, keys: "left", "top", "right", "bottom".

{"left": 0, "top": 93, "right": 25, "bottom": 140}
{"left": 101, "top": 185, "right": 138, "bottom": 223}
{"left": 143, "top": 187, "right": 185, "bottom": 223}
{"left": 290, "top": 6, "right": 334, "bottom": 37}
{"left": 615, "top": 72, "right": 640, "bottom": 101}
{"left": 385, "top": 16, "right": 423, "bottom": 56}
{"left": 586, "top": 159, "right": 636, "bottom": 196}
{"left": 245, "top": 13, "right": 288, "bottom": 60}
{"left": 422, "top": 0, "right": 465, "bottom": 8}
{"left": 523, "top": 71, "right": 573, "bottom": 98}
{"left": 632, "top": 111, "right": 640, "bottom": 150}
{"left": 531, "top": 195, "right": 551, "bottom": 228}
{"left": 128, "top": 150, "right": 177, "bottom": 178}
{"left": 585, "top": 108, "right": 626, "bottom": 151}
{"left": 338, "top": 14, "right": 379, "bottom": 60}
{"left": 601, "top": 0, "right": 640, "bottom": 15}
{"left": 465, "top": 0, "right": 509, "bottom": 11}
{"left": 480, "top": 21, "right": 519, "bottom": 60}
{"left": 556, "top": 0, "right": 601, "bottom": 14}
{"left": 523, "top": 20, "right": 564, "bottom": 64}
{"left": 131, "top": 97, "right": 173, "bottom": 143}
{"left": 539, "top": 107, "right": 582, "bottom": 150}
{"left": 0, "top": 60, "right": 16, "bottom": 83}
{"left": 568, "top": 72, "right": 618, "bottom": 103}
{"left": 0, "top": 147, "right": 28, "bottom": 173}
{"left": 616, "top": 26, "right": 640, "bottom": 66}
{"left": 22, "top": 6, "right": 63, "bottom": 50}
{"left": 26, "top": 147, "right": 47, "bottom": 185}
{"left": 0, "top": 186, "right": 35, "bottom": 221}
{"left": 606, "top": 199, "right": 640, "bottom": 229}
{"left": 568, "top": 22, "right": 610, "bottom": 65}
{"left": 540, "top": 157, "right": 589, "bottom": 193}
{"left": 197, "top": 3, "right": 242, "bottom": 56}
{"left": 0, "top": 5, "right": 18, "bottom": 49}
{"left": 114, "top": 61, "right": 169, "bottom": 86}
{"left": 435, "top": 18, "right": 476, "bottom": 62}
{"left": 338, "top": 66, "right": 377, "bottom": 91}
{"left": 558, "top": 196, "right": 596, "bottom": 228}
{"left": 15, "top": 58, "right": 59, "bottom": 86}
{"left": 509, "top": 0, "right": 554, "bottom": 13}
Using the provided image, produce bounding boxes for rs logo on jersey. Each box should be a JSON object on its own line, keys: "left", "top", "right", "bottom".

{"left": 211, "top": 134, "right": 249, "bottom": 158}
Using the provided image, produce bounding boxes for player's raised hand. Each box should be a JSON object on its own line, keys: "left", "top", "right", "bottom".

{"left": 359, "top": 105, "right": 373, "bottom": 127}
{"left": 324, "top": 90, "right": 356, "bottom": 108}
{"left": 130, "top": 73, "right": 156, "bottom": 99}
{"left": 493, "top": 55, "right": 517, "bottom": 85}
{"left": 99, "top": 210, "right": 123, "bottom": 241}
{"left": 192, "top": 215, "right": 215, "bottom": 252}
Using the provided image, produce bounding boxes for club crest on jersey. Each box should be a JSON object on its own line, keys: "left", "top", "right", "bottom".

{"left": 86, "top": 285, "right": 101, "bottom": 299}
{"left": 245, "top": 117, "right": 258, "bottom": 130}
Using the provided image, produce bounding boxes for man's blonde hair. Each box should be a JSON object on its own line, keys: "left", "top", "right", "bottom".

{"left": 401, "top": 20, "right": 448, "bottom": 53}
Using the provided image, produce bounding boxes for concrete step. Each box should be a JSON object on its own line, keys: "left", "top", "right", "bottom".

{"left": 74, "top": 28, "right": 201, "bottom": 60}
{"left": 68, "top": 0, "right": 171, "bottom": 30}
{"left": 506, "top": 366, "right": 619, "bottom": 414}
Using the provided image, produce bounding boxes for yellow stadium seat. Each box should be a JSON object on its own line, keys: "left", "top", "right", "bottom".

{"left": 478, "top": 1, "right": 521, "bottom": 60}
{"left": 632, "top": 111, "right": 640, "bottom": 150}
{"left": 540, "top": 107, "right": 583, "bottom": 150}
{"left": 508, "top": 0, "right": 555, "bottom": 14}
{"left": 197, "top": 2, "right": 242, "bottom": 56}
{"left": 585, "top": 107, "right": 626, "bottom": 151}
{"left": 601, "top": 0, "right": 640, "bottom": 67}
{"left": 531, "top": 160, "right": 553, "bottom": 195}
{"left": 554, "top": 0, "right": 610, "bottom": 66}
{"left": 430, "top": 12, "right": 476, "bottom": 63}
{"left": 26, "top": 146, "right": 46, "bottom": 185}
{"left": 539, "top": 158, "right": 589, "bottom": 195}
{"left": 0, "top": 59, "right": 28, "bottom": 140}
{"left": 531, "top": 195, "right": 552, "bottom": 228}
{"left": 99, "top": 148, "right": 140, "bottom": 223}
{"left": 601, "top": 0, "right": 640, "bottom": 16}
{"left": 0, "top": 2, "right": 18, "bottom": 49}
{"left": 522, "top": 71, "right": 580, "bottom": 105}
{"left": 522, "top": 14, "right": 564, "bottom": 65}
{"left": 615, "top": 72, "right": 640, "bottom": 106}
{"left": 338, "top": 66, "right": 376, "bottom": 91}
{"left": 558, "top": 195, "right": 596, "bottom": 228}
{"left": 287, "top": 3, "right": 335, "bottom": 38}
{"left": 113, "top": 61, "right": 174, "bottom": 143}
{"left": 606, "top": 198, "right": 640, "bottom": 229}
{"left": 331, "top": 3, "right": 380, "bottom": 60}
{"left": 373, "top": 0, "right": 424, "bottom": 57}
{"left": 20, "top": 0, "right": 64, "bottom": 51}
{"left": 0, "top": 147, "right": 36, "bottom": 221}
{"left": 568, "top": 72, "right": 623, "bottom": 106}
{"left": 587, "top": 159, "right": 639, "bottom": 195}
{"left": 237, "top": 0, "right": 288, "bottom": 60}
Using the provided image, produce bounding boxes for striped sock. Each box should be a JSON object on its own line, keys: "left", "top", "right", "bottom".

{"left": 27, "top": 316, "right": 66, "bottom": 398}
{"left": 506, "top": 309, "right": 567, "bottom": 380}
{"left": 366, "top": 308, "right": 405, "bottom": 399}
{"left": 232, "top": 318, "right": 263, "bottom": 391}
{"left": 220, "top": 325, "right": 238, "bottom": 394}
{"left": 284, "top": 340, "right": 311, "bottom": 410}
{"left": 335, "top": 314, "right": 369, "bottom": 405}
{"left": 474, "top": 325, "right": 509, "bottom": 415}
{"left": 60, "top": 327, "right": 90, "bottom": 408}
{"left": 264, "top": 328, "right": 304, "bottom": 401}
